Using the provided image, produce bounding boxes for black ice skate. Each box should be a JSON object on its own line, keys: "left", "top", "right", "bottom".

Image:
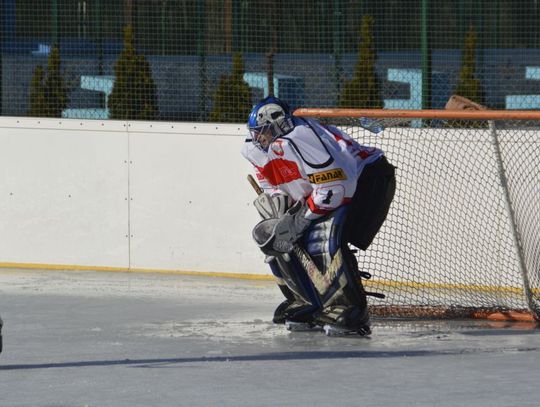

{"left": 316, "top": 305, "right": 371, "bottom": 337}
{"left": 275, "top": 301, "right": 319, "bottom": 331}
{"left": 323, "top": 323, "right": 371, "bottom": 337}
{"left": 284, "top": 320, "right": 320, "bottom": 332}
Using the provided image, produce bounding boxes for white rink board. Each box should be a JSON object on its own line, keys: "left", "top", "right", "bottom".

{"left": 0, "top": 117, "right": 264, "bottom": 274}
{"left": 126, "top": 121, "right": 263, "bottom": 274}
{"left": 0, "top": 117, "right": 130, "bottom": 268}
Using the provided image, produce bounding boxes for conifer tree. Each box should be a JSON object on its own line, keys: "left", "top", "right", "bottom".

{"left": 209, "top": 52, "right": 252, "bottom": 122}
{"left": 454, "top": 27, "right": 485, "bottom": 106}
{"left": 28, "top": 45, "right": 68, "bottom": 117}
{"left": 109, "top": 25, "right": 159, "bottom": 120}
{"left": 28, "top": 66, "right": 47, "bottom": 117}
{"left": 43, "top": 45, "right": 69, "bottom": 117}
{"left": 339, "top": 15, "right": 382, "bottom": 108}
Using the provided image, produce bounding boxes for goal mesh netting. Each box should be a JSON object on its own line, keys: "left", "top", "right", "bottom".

{"left": 296, "top": 109, "right": 540, "bottom": 321}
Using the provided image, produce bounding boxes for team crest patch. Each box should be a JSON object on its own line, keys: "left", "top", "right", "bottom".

{"left": 270, "top": 140, "right": 285, "bottom": 156}
{"left": 308, "top": 168, "right": 347, "bottom": 184}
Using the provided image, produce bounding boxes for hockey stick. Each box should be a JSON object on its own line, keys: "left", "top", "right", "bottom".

{"left": 247, "top": 174, "right": 263, "bottom": 195}
{"left": 247, "top": 174, "right": 334, "bottom": 296}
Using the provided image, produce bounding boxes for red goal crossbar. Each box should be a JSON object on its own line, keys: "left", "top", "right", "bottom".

{"left": 294, "top": 108, "right": 540, "bottom": 121}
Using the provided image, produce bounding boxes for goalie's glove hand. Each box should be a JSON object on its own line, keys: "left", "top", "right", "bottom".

{"left": 252, "top": 201, "right": 311, "bottom": 256}
{"left": 272, "top": 201, "right": 311, "bottom": 248}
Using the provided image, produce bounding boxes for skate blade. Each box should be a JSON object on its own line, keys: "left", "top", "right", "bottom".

{"left": 285, "top": 320, "right": 320, "bottom": 332}
{"left": 323, "top": 324, "right": 371, "bottom": 337}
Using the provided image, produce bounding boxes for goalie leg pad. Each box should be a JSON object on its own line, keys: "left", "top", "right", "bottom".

{"left": 269, "top": 259, "right": 320, "bottom": 324}
{"left": 253, "top": 218, "right": 322, "bottom": 322}
{"left": 275, "top": 255, "right": 322, "bottom": 319}
{"left": 252, "top": 193, "right": 321, "bottom": 323}
{"left": 301, "top": 207, "right": 371, "bottom": 327}
{"left": 254, "top": 201, "right": 377, "bottom": 328}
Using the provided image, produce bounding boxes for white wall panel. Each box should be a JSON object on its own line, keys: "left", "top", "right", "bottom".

{"left": 0, "top": 117, "right": 130, "bottom": 268}
{"left": 127, "top": 121, "right": 265, "bottom": 274}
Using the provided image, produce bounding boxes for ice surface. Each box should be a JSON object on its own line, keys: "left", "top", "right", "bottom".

{"left": 1, "top": 269, "right": 539, "bottom": 407}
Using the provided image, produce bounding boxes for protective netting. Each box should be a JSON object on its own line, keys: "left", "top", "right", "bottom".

{"left": 2, "top": 1, "right": 540, "bottom": 120}
{"left": 316, "top": 114, "right": 540, "bottom": 320}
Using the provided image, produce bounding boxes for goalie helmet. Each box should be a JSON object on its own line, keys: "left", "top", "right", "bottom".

{"left": 248, "top": 97, "right": 295, "bottom": 150}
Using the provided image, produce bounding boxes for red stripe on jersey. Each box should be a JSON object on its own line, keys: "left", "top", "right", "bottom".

{"left": 307, "top": 196, "right": 353, "bottom": 215}
{"left": 357, "top": 147, "right": 378, "bottom": 160}
{"left": 255, "top": 170, "right": 265, "bottom": 181}
{"left": 326, "top": 127, "right": 353, "bottom": 145}
{"left": 306, "top": 195, "right": 332, "bottom": 215}
{"left": 259, "top": 158, "right": 303, "bottom": 186}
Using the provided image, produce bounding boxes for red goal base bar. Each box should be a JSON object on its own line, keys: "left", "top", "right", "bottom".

{"left": 473, "top": 310, "right": 536, "bottom": 322}
{"left": 370, "top": 306, "right": 537, "bottom": 323}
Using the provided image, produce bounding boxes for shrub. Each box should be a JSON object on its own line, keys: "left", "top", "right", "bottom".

{"left": 209, "top": 52, "right": 252, "bottom": 123}
{"left": 28, "top": 45, "right": 68, "bottom": 117}
{"left": 339, "top": 15, "right": 382, "bottom": 109}
{"left": 108, "top": 25, "right": 159, "bottom": 120}
{"left": 28, "top": 66, "right": 47, "bottom": 117}
{"left": 453, "top": 26, "right": 485, "bottom": 106}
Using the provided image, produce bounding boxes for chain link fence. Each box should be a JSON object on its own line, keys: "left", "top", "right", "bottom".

{"left": 1, "top": 1, "right": 540, "bottom": 122}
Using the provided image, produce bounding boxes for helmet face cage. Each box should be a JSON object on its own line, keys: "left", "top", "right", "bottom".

{"left": 248, "top": 98, "right": 294, "bottom": 150}
{"left": 249, "top": 125, "right": 273, "bottom": 150}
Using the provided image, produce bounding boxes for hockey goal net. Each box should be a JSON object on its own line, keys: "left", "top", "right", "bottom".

{"left": 294, "top": 107, "right": 540, "bottom": 321}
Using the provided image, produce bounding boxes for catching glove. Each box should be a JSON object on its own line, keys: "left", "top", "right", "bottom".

{"left": 272, "top": 201, "right": 311, "bottom": 248}
{"left": 252, "top": 201, "right": 311, "bottom": 255}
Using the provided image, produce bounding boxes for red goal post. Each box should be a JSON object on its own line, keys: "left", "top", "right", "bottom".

{"left": 293, "top": 108, "right": 540, "bottom": 322}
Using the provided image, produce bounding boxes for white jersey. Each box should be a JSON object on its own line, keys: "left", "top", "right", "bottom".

{"left": 242, "top": 118, "right": 383, "bottom": 220}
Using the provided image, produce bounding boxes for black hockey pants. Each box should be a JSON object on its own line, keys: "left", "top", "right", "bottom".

{"left": 343, "top": 156, "right": 396, "bottom": 251}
